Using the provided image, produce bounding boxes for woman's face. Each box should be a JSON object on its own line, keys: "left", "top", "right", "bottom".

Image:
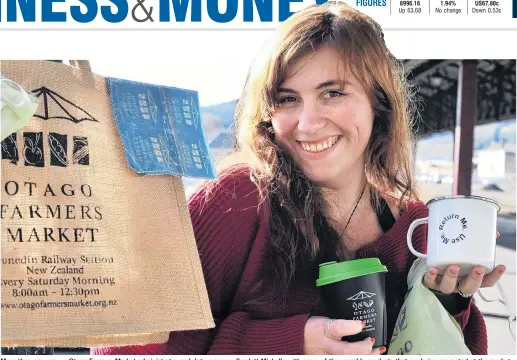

{"left": 271, "top": 46, "right": 375, "bottom": 188}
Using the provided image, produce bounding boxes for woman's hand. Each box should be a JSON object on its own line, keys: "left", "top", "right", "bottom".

{"left": 303, "top": 316, "right": 386, "bottom": 355}
{"left": 424, "top": 263, "right": 506, "bottom": 297}
{"left": 424, "top": 231, "right": 506, "bottom": 297}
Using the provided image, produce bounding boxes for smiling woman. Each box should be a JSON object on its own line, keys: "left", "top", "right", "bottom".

{"left": 92, "top": 1, "right": 504, "bottom": 356}
{"left": 271, "top": 47, "right": 376, "bottom": 188}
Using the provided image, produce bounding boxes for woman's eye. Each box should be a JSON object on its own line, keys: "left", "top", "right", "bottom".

{"left": 324, "top": 90, "right": 344, "bottom": 98}
{"left": 278, "top": 96, "right": 298, "bottom": 104}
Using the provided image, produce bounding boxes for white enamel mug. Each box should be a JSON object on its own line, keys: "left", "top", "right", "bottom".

{"left": 407, "top": 195, "right": 500, "bottom": 278}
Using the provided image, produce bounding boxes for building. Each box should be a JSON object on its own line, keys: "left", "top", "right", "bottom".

{"left": 476, "top": 147, "right": 516, "bottom": 180}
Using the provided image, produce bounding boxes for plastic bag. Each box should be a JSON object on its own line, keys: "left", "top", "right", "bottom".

{"left": 0, "top": 76, "right": 39, "bottom": 141}
{"left": 388, "top": 258, "right": 471, "bottom": 355}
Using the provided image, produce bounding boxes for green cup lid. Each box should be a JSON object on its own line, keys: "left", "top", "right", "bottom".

{"left": 316, "top": 258, "right": 388, "bottom": 287}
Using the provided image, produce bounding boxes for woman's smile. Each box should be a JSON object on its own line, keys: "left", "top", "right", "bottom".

{"left": 295, "top": 135, "right": 343, "bottom": 161}
{"left": 297, "top": 135, "right": 341, "bottom": 153}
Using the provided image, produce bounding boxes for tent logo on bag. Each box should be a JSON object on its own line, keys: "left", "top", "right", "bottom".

{"left": 32, "top": 87, "right": 99, "bottom": 124}
{"left": 1, "top": 87, "right": 95, "bottom": 167}
{"left": 437, "top": 213, "right": 468, "bottom": 245}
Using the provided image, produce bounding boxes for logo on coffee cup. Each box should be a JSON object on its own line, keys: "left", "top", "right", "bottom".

{"left": 347, "top": 291, "right": 376, "bottom": 300}
{"left": 438, "top": 213, "right": 468, "bottom": 244}
{"left": 347, "top": 291, "right": 377, "bottom": 328}
{"left": 347, "top": 291, "right": 375, "bottom": 309}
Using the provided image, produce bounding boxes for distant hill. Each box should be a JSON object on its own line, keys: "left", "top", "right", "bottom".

{"left": 210, "top": 130, "right": 235, "bottom": 149}
{"left": 201, "top": 100, "right": 238, "bottom": 129}
{"left": 417, "top": 119, "right": 516, "bottom": 161}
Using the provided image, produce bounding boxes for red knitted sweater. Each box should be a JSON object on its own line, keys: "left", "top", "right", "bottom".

{"left": 92, "top": 166, "right": 488, "bottom": 355}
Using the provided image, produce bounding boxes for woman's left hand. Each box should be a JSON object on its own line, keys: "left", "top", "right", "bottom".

{"left": 424, "top": 231, "right": 506, "bottom": 297}
{"left": 424, "top": 263, "right": 506, "bottom": 297}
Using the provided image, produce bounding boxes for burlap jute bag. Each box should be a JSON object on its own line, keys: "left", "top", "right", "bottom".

{"left": 0, "top": 60, "right": 214, "bottom": 347}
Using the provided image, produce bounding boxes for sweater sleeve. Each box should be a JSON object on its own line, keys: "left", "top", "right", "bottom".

{"left": 461, "top": 301, "right": 488, "bottom": 355}
{"left": 91, "top": 313, "right": 310, "bottom": 355}
{"left": 91, "top": 167, "right": 310, "bottom": 355}
{"left": 207, "top": 312, "right": 310, "bottom": 354}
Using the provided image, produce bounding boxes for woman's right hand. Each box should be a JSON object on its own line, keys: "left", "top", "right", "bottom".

{"left": 303, "top": 316, "right": 387, "bottom": 355}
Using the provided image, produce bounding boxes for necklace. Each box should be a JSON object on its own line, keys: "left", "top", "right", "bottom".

{"left": 341, "top": 182, "right": 367, "bottom": 235}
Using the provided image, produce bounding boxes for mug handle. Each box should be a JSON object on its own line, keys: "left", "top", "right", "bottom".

{"left": 407, "top": 217, "right": 428, "bottom": 258}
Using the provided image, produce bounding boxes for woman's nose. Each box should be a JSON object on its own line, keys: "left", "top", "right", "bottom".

{"left": 297, "top": 103, "right": 325, "bottom": 134}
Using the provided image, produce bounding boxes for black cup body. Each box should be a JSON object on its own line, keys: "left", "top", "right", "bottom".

{"left": 321, "top": 272, "right": 387, "bottom": 348}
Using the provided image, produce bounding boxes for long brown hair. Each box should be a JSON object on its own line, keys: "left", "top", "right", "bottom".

{"left": 218, "top": 1, "right": 418, "bottom": 300}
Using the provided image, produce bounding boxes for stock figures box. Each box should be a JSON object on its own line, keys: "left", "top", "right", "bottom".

{"left": 0, "top": 60, "right": 215, "bottom": 347}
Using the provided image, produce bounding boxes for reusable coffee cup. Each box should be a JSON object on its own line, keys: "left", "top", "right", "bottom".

{"left": 407, "top": 195, "right": 500, "bottom": 278}
{"left": 316, "top": 258, "right": 388, "bottom": 347}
